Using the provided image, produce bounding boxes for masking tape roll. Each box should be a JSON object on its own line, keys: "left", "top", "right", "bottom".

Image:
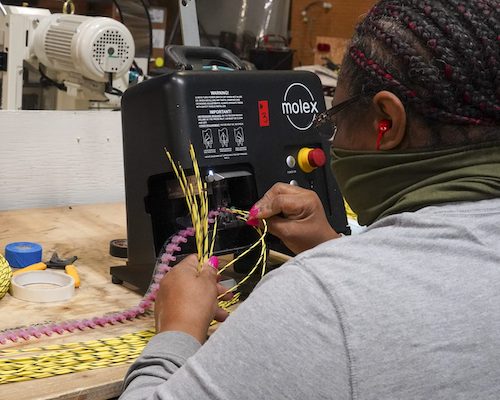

{"left": 10, "top": 271, "right": 75, "bottom": 303}
{"left": 0, "top": 253, "right": 12, "bottom": 300}
{"left": 5, "top": 242, "right": 43, "bottom": 268}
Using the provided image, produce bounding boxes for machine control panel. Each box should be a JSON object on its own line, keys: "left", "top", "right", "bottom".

{"left": 116, "top": 68, "right": 349, "bottom": 292}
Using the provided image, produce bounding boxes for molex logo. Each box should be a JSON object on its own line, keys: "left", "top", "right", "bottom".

{"left": 281, "top": 83, "right": 319, "bottom": 131}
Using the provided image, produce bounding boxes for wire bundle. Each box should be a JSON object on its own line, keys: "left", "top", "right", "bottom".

{"left": 164, "top": 144, "right": 268, "bottom": 292}
{"left": 0, "top": 330, "right": 154, "bottom": 384}
{"left": 0, "top": 145, "right": 267, "bottom": 384}
{"left": 165, "top": 145, "right": 217, "bottom": 272}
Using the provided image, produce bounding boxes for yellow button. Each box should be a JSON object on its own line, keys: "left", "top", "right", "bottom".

{"left": 297, "top": 147, "right": 326, "bottom": 173}
{"left": 298, "top": 147, "right": 314, "bottom": 173}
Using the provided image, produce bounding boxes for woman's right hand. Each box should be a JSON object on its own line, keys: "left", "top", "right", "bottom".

{"left": 250, "top": 183, "right": 341, "bottom": 254}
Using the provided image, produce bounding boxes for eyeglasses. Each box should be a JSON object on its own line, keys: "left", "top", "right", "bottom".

{"left": 314, "top": 95, "right": 361, "bottom": 140}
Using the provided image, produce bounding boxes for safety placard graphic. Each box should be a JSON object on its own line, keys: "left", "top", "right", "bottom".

{"left": 195, "top": 90, "right": 248, "bottom": 159}
{"left": 258, "top": 100, "right": 270, "bottom": 127}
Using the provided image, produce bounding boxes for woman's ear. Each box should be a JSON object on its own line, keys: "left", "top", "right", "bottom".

{"left": 372, "top": 91, "right": 407, "bottom": 150}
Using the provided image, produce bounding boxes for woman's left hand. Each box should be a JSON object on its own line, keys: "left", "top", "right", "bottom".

{"left": 154, "top": 254, "right": 232, "bottom": 344}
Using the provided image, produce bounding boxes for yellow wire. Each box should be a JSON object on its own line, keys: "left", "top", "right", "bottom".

{"left": 0, "top": 144, "right": 269, "bottom": 385}
{"left": 209, "top": 217, "right": 218, "bottom": 257}
{"left": 218, "top": 215, "right": 267, "bottom": 273}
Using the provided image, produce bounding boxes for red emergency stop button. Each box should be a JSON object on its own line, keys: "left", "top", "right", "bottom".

{"left": 297, "top": 147, "right": 326, "bottom": 173}
{"left": 308, "top": 148, "right": 326, "bottom": 168}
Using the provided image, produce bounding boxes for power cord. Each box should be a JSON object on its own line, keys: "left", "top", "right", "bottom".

{"left": 38, "top": 66, "right": 67, "bottom": 92}
{"left": 105, "top": 73, "right": 124, "bottom": 96}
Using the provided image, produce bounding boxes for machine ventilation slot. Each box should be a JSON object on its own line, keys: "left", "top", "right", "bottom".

{"left": 92, "top": 29, "right": 131, "bottom": 72}
{"left": 44, "top": 27, "right": 75, "bottom": 70}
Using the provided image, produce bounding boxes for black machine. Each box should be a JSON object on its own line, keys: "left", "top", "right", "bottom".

{"left": 110, "top": 46, "right": 349, "bottom": 293}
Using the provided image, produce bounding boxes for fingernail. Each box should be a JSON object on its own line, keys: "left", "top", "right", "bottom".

{"left": 246, "top": 205, "right": 260, "bottom": 226}
{"left": 249, "top": 205, "right": 259, "bottom": 218}
{"left": 208, "top": 256, "right": 219, "bottom": 270}
{"left": 246, "top": 218, "right": 259, "bottom": 227}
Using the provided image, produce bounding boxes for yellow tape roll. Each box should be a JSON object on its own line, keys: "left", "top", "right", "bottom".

{"left": 0, "top": 253, "right": 12, "bottom": 300}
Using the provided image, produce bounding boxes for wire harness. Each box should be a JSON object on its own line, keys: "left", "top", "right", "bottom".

{"left": 0, "top": 145, "right": 267, "bottom": 384}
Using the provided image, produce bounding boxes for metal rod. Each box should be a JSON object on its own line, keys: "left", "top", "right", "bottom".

{"left": 0, "top": 2, "right": 7, "bottom": 16}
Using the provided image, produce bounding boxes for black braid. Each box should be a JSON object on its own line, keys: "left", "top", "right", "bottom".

{"left": 384, "top": 0, "right": 497, "bottom": 116}
{"left": 358, "top": 14, "right": 475, "bottom": 118}
{"left": 446, "top": 0, "right": 500, "bottom": 100}
{"left": 341, "top": 0, "right": 500, "bottom": 147}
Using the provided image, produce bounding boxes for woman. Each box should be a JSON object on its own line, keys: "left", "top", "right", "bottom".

{"left": 120, "top": 0, "right": 500, "bottom": 398}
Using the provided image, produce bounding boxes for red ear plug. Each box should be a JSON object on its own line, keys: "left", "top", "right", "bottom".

{"left": 376, "top": 120, "right": 392, "bottom": 150}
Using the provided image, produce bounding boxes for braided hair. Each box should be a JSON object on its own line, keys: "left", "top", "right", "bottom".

{"left": 340, "top": 0, "right": 500, "bottom": 147}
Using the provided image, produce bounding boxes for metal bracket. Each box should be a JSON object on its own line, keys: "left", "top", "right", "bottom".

{"left": 178, "top": 0, "right": 200, "bottom": 46}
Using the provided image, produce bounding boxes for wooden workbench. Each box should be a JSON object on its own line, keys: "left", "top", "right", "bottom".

{"left": 0, "top": 203, "right": 291, "bottom": 399}
{"left": 0, "top": 203, "right": 151, "bottom": 400}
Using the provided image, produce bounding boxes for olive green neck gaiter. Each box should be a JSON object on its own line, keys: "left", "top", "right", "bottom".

{"left": 331, "top": 142, "right": 500, "bottom": 226}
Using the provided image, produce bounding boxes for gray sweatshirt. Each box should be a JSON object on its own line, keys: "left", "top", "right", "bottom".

{"left": 120, "top": 198, "right": 500, "bottom": 399}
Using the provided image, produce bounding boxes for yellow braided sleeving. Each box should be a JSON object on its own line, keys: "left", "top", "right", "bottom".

{"left": 209, "top": 217, "right": 218, "bottom": 257}
{"left": 0, "top": 330, "right": 155, "bottom": 384}
{"left": 165, "top": 145, "right": 212, "bottom": 271}
{"left": 0, "top": 295, "right": 242, "bottom": 384}
{"left": 190, "top": 145, "right": 209, "bottom": 257}
{"left": 0, "top": 253, "right": 12, "bottom": 300}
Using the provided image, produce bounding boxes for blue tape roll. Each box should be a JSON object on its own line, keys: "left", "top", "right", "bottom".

{"left": 5, "top": 242, "right": 43, "bottom": 268}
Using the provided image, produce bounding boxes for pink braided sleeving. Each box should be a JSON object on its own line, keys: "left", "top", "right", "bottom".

{"left": 0, "top": 210, "right": 220, "bottom": 345}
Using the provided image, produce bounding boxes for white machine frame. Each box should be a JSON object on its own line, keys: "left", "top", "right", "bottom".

{"left": 0, "top": 0, "right": 198, "bottom": 110}
{"left": 0, "top": 4, "right": 137, "bottom": 110}
{"left": 0, "top": 5, "right": 50, "bottom": 109}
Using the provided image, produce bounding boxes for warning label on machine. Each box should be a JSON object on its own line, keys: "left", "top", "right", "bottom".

{"left": 195, "top": 90, "right": 247, "bottom": 159}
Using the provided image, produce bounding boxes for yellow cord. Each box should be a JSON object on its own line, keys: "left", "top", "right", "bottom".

{"left": 0, "top": 295, "right": 241, "bottom": 384}
{"left": 0, "top": 254, "right": 11, "bottom": 300}
{"left": 0, "top": 330, "right": 154, "bottom": 384}
{"left": 0, "top": 145, "right": 268, "bottom": 385}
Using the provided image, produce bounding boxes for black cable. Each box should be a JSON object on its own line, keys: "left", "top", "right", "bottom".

{"left": 112, "top": 0, "right": 149, "bottom": 77}
{"left": 111, "top": 0, "right": 124, "bottom": 23}
{"left": 138, "top": 0, "right": 153, "bottom": 68}
{"left": 105, "top": 73, "right": 124, "bottom": 96}
{"left": 132, "top": 60, "right": 144, "bottom": 76}
{"left": 38, "top": 65, "right": 67, "bottom": 91}
{"left": 166, "top": 12, "right": 180, "bottom": 46}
